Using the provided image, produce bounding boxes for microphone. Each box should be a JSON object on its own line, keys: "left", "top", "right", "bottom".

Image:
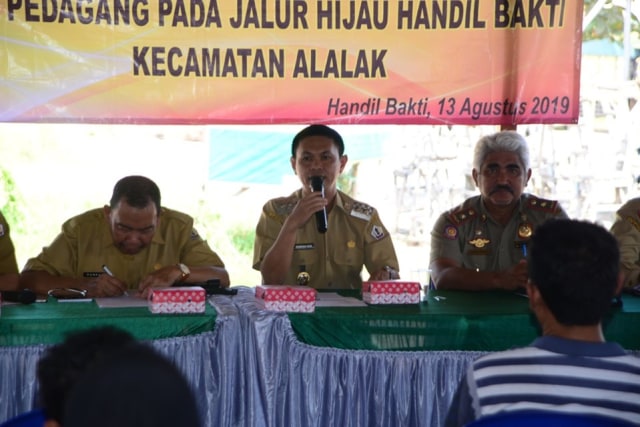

{"left": 1, "top": 289, "right": 37, "bottom": 304}
{"left": 309, "top": 176, "right": 328, "bottom": 233}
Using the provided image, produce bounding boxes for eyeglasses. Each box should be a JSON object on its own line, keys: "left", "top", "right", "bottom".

{"left": 47, "top": 288, "right": 88, "bottom": 299}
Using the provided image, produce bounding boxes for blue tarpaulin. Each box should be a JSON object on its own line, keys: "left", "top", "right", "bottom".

{"left": 208, "top": 126, "right": 387, "bottom": 184}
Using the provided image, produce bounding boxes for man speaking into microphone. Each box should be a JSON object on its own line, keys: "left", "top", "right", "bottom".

{"left": 253, "top": 124, "right": 400, "bottom": 289}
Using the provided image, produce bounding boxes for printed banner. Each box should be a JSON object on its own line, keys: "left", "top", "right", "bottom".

{"left": 1, "top": 0, "right": 583, "bottom": 125}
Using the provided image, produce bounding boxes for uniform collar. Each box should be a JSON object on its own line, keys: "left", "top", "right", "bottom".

{"left": 294, "top": 188, "right": 347, "bottom": 213}
{"left": 477, "top": 194, "right": 526, "bottom": 224}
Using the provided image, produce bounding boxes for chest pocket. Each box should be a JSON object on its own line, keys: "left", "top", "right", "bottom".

{"left": 292, "top": 243, "right": 319, "bottom": 270}
{"left": 333, "top": 235, "right": 364, "bottom": 268}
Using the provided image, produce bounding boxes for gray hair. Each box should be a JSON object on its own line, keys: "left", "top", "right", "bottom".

{"left": 472, "top": 131, "right": 530, "bottom": 171}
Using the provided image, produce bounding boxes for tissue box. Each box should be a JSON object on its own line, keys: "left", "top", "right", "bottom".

{"left": 148, "top": 287, "right": 206, "bottom": 314}
{"left": 255, "top": 285, "right": 316, "bottom": 312}
{"left": 362, "top": 281, "right": 421, "bottom": 304}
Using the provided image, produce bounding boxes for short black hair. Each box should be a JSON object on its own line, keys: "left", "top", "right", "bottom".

{"left": 63, "top": 342, "right": 201, "bottom": 427}
{"left": 528, "top": 219, "right": 620, "bottom": 325}
{"left": 291, "top": 124, "right": 345, "bottom": 158}
{"left": 110, "top": 175, "right": 161, "bottom": 213}
{"left": 36, "top": 326, "right": 135, "bottom": 423}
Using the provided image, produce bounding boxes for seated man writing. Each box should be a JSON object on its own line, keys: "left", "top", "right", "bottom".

{"left": 21, "top": 175, "right": 229, "bottom": 298}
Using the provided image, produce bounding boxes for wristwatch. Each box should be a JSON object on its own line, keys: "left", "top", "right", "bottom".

{"left": 177, "top": 263, "right": 191, "bottom": 281}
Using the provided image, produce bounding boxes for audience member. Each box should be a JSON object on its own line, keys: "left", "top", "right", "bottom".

{"left": 429, "top": 130, "right": 568, "bottom": 291}
{"left": 253, "top": 124, "right": 399, "bottom": 289}
{"left": 0, "top": 326, "right": 135, "bottom": 427}
{"left": 63, "top": 341, "right": 201, "bottom": 427}
{"left": 610, "top": 197, "right": 640, "bottom": 293}
{"left": 445, "top": 219, "right": 640, "bottom": 426}
{"left": 20, "top": 175, "right": 229, "bottom": 298}
{"left": 0, "top": 209, "right": 19, "bottom": 291}
{"left": 36, "top": 326, "right": 136, "bottom": 426}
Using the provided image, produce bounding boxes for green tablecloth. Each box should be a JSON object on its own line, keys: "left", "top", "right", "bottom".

{"left": 0, "top": 298, "right": 217, "bottom": 346}
{"left": 288, "top": 290, "right": 640, "bottom": 351}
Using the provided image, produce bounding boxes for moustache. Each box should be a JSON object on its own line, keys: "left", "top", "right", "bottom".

{"left": 490, "top": 185, "right": 514, "bottom": 195}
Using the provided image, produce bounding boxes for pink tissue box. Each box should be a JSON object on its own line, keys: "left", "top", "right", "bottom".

{"left": 362, "top": 280, "right": 421, "bottom": 304}
{"left": 255, "top": 285, "right": 316, "bottom": 313}
{"left": 148, "top": 287, "right": 206, "bottom": 314}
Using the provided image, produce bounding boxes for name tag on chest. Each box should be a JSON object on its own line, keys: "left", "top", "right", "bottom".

{"left": 294, "top": 243, "right": 315, "bottom": 251}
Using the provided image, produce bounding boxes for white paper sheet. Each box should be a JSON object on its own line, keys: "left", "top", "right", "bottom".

{"left": 95, "top": 295, "right": 149, "bottom": 308}
{"left": 314, "top": 293, "right": 367, "bottom": 307}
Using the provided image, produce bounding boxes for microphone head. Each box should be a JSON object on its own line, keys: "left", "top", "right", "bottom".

{"left": 1, "top": 289, "right": 37, "bottom": 304}
{"left": 19, "top": 289, "right": 37, "bottom": 304}
{"left": 310, "top": 176, "right": 324, "bottom": 192}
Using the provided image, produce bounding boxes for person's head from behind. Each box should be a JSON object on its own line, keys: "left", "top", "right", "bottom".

{"left": 472, "top": 131, "right": 532, "bottom": 207}
{"left": 290, "top": 124, "right": 348, "bottom": 194}
{"left": 36, "top": 326, "right": 135, "bottom": 426}
{"left": 103, "top": 175, "right": 161, "bottom": 255}
{"left": 63, "top": 342, "right": 201, "bottom": 427}
{"left": 528, "top": 219, "right": 622, "bottom": 326}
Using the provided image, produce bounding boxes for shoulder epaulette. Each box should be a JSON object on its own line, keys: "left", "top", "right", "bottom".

{"left": 447, "top": 207, "right": 478, "bottom": 225}
{"left": 348, "top": 201, "right": 374, "bottom": 221}
{"left": 272, "top": 195, "right": 299, "bottom": 216}
{"left": 525, "top": 195, "right": 559, "bottom": 213}
{"left": 624, "top": 215, "right": 640, "bottom": 232}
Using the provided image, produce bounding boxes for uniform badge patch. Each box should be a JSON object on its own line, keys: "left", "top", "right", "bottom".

{"left": 0, "top": 224, "right": 4, "bottom": 237}
{"left": 83, "top": 272, "right": 102, "bottom": 278}
{"left": 371, "top": 225, "right": 385, "bottom": 240}
{"left": 444, "top": 225, "right": 458, "bottom": 240}
{"left": 190, "top": 228, "right": 201, "bottom": 240}
{"left": 294, "top": 243, "right": 314, "bottom": 250}
{"left": 469, "top": 238, "right": 490, "bottom": 248}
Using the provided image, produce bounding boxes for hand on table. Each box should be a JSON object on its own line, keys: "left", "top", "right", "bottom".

{"left": 138, "top": 265, "right": 181, "bottom": 298}
{"left": 368, "top": 266, "right": 400, "bottom": 281}
{"left": 86, "top": 274, "right": 128, "bottom": 298}
{"left": 498, "top": 259, "right": 528, "bottom": 291}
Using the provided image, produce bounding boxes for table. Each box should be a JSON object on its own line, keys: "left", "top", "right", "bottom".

{"left": 235, "top": 287, "right": 640, "bottom": 427}
{"left": 289, "top": 290, "right": 640, "bottom": 351}
{"left": 0, "top": 298, "right": 217, "bottom": 346}
{"left": 0, "top": 296, "right": 244, "bottom": 427}
{"left": 3, "top": 289, "right": 639, "bottom": 427}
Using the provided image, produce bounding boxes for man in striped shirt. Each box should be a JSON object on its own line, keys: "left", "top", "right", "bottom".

{"left": 445, "top": 219, "right": 640, "bottom": 426}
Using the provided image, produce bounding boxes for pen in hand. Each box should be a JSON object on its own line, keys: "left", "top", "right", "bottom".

{"left": 102, "top": 265, "right": 128, "bottom": 296}
{"left": 102, "top": 264, "right": 115, "bottom": 277}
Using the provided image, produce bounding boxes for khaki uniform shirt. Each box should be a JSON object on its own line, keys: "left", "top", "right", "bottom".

{"left": 23, "top": 207, "right": 224, "bottom": 289}
{"left": 610, "top": 198, "right": 640, "bottom": 288}
{"left": 253, "top": 189, "right": 399, "bottom": 289}
{"left": 0, "top": 210, "right": 18, "bottom": 274}
{"left": 430, "top": 194, "right": 568, "bottom": 272}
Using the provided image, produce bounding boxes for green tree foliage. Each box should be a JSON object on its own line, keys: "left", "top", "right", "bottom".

{"left": 0, "top": 169, "right": 25, "bottom": 234}
{"left": 583, "top": 0, "right": 639, "bottom": 42}
{"left": 227, "top": 225, "right": 255, "bottom": 256}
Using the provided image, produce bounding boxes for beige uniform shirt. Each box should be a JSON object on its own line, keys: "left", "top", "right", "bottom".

{"left": 430, "top": 194, "right": 568, "bottom": 272}
{"left": 23, "top": 207, "right": 224, "bottom": 289}
{"left": 0, "top": 210, "right": 18, "bottom": 274}
{"left": 610, "top": 198, "right": 640, "bottom": 288}
{"left": 253, "top": 190, "right": 399, "bottom": 289}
